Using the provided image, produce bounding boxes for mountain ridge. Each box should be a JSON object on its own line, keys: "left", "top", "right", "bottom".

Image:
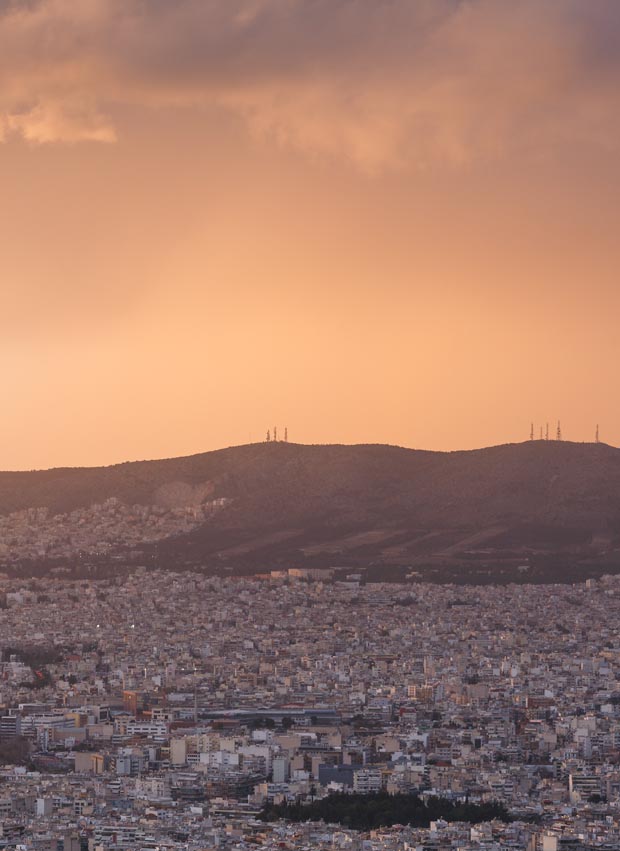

{"left": 0, "top": 438, "right": 616, "bottom": 513}
{"left": 0, "top": 440, "right": 619, "bottom": 581}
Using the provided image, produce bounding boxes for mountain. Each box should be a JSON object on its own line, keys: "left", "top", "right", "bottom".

{"left": 1, "top": 441, "right": 620, "bottom": 583}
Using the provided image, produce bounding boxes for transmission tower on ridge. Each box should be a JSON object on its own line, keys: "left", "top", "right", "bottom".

{"left": 596, "top": 424, "right": 600, "bottom": 444}
{"left": 284, "top": 427, "right": 288, "bottom": 442}
{"left": 266, "top": 429, "right": 271, "bottom": 443}
{"left": 556, "top": 421, "right": 562, "bottom": 441}
{"left": 530, "top": 423, "right": 534, "bottom": 441}
{"left": 545, "top": 423, "right": 549, "bottom": 441}
{"left": 274, "top": 426, "right": 278, "bottom": 442}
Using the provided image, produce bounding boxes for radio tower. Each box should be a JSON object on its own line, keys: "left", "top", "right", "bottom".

{"left": 274, "top": 426, "right": 278, "bottom": 442}
{"left": 540, "top": 426, "right": 543, "bottom": 440}
{"left": 284, "top": 427, "right": 288, "bottom": 442}
{"left": 266, "top": 429, "right": 271, "bottom": 443}
{"left": 556, "top": 421, "right": 562, "bottom": 441}
{"left": 530, "top": 423, "right": 534, "bottom": 441}
{"left": 545, "top": 423, "right": 549, "bottom": 441}
{"left": 596, "top": 424, "right": 600, "bottom": 444}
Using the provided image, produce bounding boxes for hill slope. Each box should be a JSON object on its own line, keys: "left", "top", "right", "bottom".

{"left": 1, "top": 441, "right": 619, "bottom": 581}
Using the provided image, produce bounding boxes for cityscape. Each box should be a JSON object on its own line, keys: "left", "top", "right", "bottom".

{"left": 0, "top": 566, "right": 620, "bottom": 849}
{"left": 3, "top": 0, "right": 620, "bottom": 849}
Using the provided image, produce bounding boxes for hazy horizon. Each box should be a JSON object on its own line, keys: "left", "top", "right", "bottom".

{"left": 2, "top": 0, "right": 619, "bottom": 469}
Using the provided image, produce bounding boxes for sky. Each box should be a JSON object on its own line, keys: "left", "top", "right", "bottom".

{"left": 1, "top": 0, "right": 619, "bottom": 469}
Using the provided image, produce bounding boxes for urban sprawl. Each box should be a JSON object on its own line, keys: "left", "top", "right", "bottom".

{"left": 0, "top": 569, "right": 619, "bottom": 851}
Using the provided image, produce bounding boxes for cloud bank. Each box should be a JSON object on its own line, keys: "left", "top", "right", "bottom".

{"left": 1, "top": 0, "right": 619, "bottom": 168}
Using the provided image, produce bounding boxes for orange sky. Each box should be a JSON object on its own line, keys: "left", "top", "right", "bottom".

{"left": 1, "top": 0, "right": 619, "bottom": 469}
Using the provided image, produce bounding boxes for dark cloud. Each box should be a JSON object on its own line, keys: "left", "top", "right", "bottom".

{"left": 1, "top": 0, "right": 619, "bottom": 167}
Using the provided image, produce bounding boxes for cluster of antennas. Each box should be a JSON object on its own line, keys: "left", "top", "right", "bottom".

{"left": 266, "top": 427, "right": 288, "bottom": 443}
{"left": 529, "top": 421, "right": 562, "bottom": 441}
{"left": 529, "top": 423, "right": 601, "bottom": 443}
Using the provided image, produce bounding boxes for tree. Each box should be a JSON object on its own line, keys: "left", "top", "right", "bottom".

{"left": 0, "top": 737, "right": 31, "bottom": 766}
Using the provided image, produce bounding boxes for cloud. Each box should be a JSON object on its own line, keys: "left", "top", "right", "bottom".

{"left": 7, "top": 99, "right": 116, "bottom": 143}
{"left": 1, "top": 0, "right": 619, "bottom": 167}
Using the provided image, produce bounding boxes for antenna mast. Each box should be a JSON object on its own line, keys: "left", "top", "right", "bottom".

{"left": 530, "top": 423, "right": 534, "bottom": 441}
{"left": 556, "top": 421, "right": 562, "bottom": 441}
{"left": 596, "top": 424, "right": 600, "bottom": 444}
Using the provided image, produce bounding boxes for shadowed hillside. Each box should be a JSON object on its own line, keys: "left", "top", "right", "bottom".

{"left": 1, "top": 441, "right": 620, "bottom": 581}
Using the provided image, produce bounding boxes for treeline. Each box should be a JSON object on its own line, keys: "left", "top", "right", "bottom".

{"left": 0, "top": 737, "right": 32, "bottom": 767}
{"left": 1, "top": 644, "right": 64, "bottom": 691}
{"left": 259, "top": 792, "right": 511, "bottom": 830}
{"left": 2, "top": 644, "right": 63, "bottom": 668}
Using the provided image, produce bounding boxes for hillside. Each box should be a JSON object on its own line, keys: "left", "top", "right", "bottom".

{"left": 1, "top": 440, "right": 620, "bottom": 582}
